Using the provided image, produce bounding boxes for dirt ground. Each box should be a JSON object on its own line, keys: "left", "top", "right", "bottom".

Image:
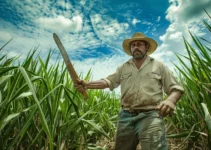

{"left": 96, "top": 137, "right": 185, "bottom": 150}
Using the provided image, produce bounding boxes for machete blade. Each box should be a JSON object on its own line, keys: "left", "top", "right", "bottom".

{"left": 53, "top": 33, "right": 88, "bottom": 99}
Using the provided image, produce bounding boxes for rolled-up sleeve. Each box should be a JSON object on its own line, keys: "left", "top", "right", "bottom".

{"left": 102, "top": 65, "right": 122, "bottom": 91}
{"left": 161, "top": 65, "right": 184, "bottom": 95}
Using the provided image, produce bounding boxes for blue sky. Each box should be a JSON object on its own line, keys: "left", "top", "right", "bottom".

{"left": 0, "top": 0, "right": 211, "bottom": 92}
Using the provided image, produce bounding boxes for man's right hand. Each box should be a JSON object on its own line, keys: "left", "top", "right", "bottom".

{"left": 75, "top": 79, "right": 87, "bottom": 93}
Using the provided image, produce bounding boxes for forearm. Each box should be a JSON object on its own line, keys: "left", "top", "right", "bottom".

{"left": 166, "top": 89, "right": 183, "bottom": 104}
{"left": 85, "top": 79, "right": 109, "bottom": 89}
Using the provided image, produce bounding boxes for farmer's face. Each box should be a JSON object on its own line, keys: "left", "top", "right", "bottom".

{"left": 130, "top": 40, "right": 148, "bottom": 60}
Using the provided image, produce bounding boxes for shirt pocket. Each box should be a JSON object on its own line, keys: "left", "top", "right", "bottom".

{"left": 120, "top": 72, "right": 132, "bottom": 82}
{"left": 148, "top": 72, "right": 161, "bottom": 80}
{"left": 148, "top": 72, "right": 162, "bottom": 89}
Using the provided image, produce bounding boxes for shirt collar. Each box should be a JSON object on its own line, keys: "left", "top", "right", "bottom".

{"left": 127, "top": 55, "right": 154, "bottom": 64}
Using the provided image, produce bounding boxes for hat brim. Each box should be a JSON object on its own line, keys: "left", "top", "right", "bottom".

{"left": 122, "top": 37, "right": 158, "bottom": 56}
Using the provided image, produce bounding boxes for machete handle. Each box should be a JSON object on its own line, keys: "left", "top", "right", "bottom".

{"left": 75, "top": 78, "right": 88, "bottom": 99}
{"left": 82, "top": 90, "right": 88, "bottom": 99}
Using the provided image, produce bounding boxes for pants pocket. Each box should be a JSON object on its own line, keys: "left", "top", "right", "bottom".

{"left": 140, "top": 131, "right": 168, "bottom": 150}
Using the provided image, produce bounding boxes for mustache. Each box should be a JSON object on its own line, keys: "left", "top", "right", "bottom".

{"left": 132, "top": 49, "right": 143, "bottom": 55}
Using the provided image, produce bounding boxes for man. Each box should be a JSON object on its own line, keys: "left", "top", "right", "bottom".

{"left": 75, "top": 32, "right": 184, "bottom": 150}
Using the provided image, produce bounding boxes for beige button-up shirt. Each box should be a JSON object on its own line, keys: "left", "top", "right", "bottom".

{"left": 103, "top": 56, "right": 184, "bottom": 110}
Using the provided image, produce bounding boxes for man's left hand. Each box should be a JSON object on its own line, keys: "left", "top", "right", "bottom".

{"left": 156, "top": 100, "right": 175, "bottom": 117}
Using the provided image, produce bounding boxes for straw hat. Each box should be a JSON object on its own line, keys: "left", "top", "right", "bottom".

{"left": 122, "top": 32, "right": 158, "bottom": 56}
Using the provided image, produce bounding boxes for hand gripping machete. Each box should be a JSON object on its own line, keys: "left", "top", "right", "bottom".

{"left": 53, "top": 33, "right": 88, "bottom": 99}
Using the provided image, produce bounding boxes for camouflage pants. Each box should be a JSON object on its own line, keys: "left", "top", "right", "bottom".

{"left": 114, "top": 110, "right": 168, "bottom": 150}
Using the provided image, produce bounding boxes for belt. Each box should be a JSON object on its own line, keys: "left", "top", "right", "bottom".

{"left": 122, "top": 109, "right": 153, "bottom": 114}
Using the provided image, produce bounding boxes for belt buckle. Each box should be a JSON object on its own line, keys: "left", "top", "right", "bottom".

{"left": 128, "top": 108, "right": 136, "bottom": 114}
{"left": 129, "top": 109, "right": 143, "bottom": 114}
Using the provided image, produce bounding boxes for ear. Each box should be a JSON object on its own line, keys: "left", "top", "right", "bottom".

{"left": 145, "top": 44, "right": 150, "bottom": 51}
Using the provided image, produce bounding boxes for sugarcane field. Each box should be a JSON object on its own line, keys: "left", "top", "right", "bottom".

{"left": 0, "top": 1, "right": 211, "bottom": 150}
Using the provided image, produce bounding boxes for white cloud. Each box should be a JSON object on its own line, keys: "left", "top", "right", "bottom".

{"left": 169, "top": 31, "right": 183, "bottom": 41}
{"left": 157, "top": 16, "right": 161, "bottom": 22}
{"left": 35, "top": 16, "right": 83, "bottom": 33}
{"left": 73, "top": 0, "right": 87, "bottom": 5}
{"left": 0, "top": 1, "right": 103, "bottom": 58}
{"left": 74, "top": 54, "right": 127, "bottom": 79}
{"left": 188, "top": 21, "right": 207, "bottom": 36}
{"left": 166, "top": 0, "right": 211, "bottom": 23}
{"left": 152, "top": 26, "right": 157, "bottom": 32}
{"left": 0, "top": 30, "right": 13, "bottom": 42}
{"left": 1, "top": 0, "right": 130, "bottom": 59}
{"left": 0, "top": 19, "right": 101, "bottom": 62}
{"left": 141, "top": 21, "right": 153, "bottom": 25}
{"left": 132, "top": 19, "right": 140, "bottom": 26}
{"left": 90, "top": 13, "right": 129, "bottom": 43}
{"left": 157, "top": 0, "right": 211, "bottom": 63}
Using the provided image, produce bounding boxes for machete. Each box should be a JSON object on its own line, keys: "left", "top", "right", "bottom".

{"left": 53, "top": 33, "right": 88, "bottom": 99}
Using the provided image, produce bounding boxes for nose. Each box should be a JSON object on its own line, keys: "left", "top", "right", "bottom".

{"left": 133, "top": 45, "right": 140, "bottom": 51}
